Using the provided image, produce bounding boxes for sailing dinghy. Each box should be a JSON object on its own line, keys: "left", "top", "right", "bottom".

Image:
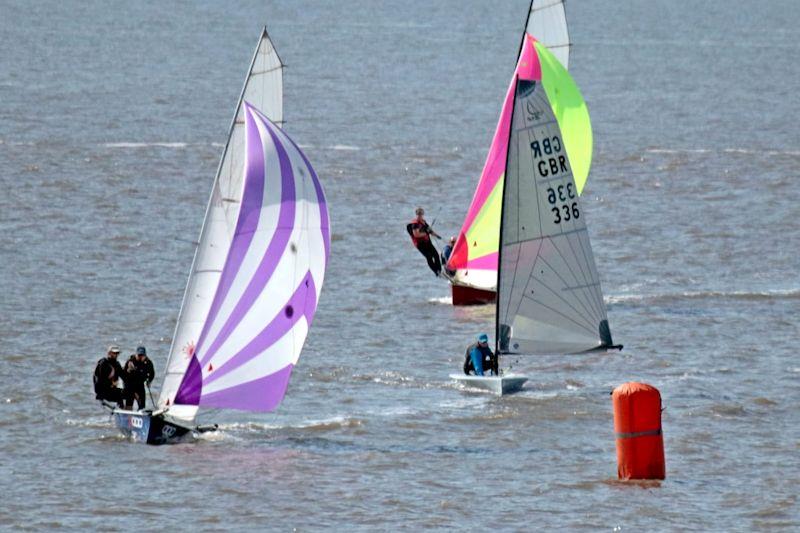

{"left": 110, "top": 28, "right": 330, "bottom": 444}
{"left": 451, "top": 28, "right": 620, "bottom": 396}
{"left": 447, "top": 0, "right": 587, "bottom": 305}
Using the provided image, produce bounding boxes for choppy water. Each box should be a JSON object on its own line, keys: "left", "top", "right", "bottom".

{"left": 1, "top": 0, "right": 799, "bottom": 530}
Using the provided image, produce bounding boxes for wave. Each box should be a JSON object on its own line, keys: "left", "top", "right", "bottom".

{"left": 64, "top": 416, "right": 114, "bottom": 429}
{"left": 645, "top": 147, "right": 800, "bottom": 156}
{"left": 646, "top": 148, "right": 712, "bottom": 154}
{"left": 216, "top": 415, "right": 363, "bottom": 433}
{"left": 353, "top": 371, "right": 416, "bottom": 387}
{"left": 328, "top": 144, "right": 360, "bottom": 151}
{"left": 428, "top": 296, "right": 453, "bottom": 305}
{"left": 296, "top": 143, "right": 361, "bottom": 151}
{"left": 103, "top": 142, "right": 188, "bottom": 149}
{"left": 606, "top": 288, "right": 800, "bottom": 305}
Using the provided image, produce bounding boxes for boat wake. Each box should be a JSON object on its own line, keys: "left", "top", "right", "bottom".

{"left": 428, "top": 296, "right": 453, "bottom": 305}
{"left": 216, "top": 416, "right": 364, "bottom": 434}
{"left": 65, "top": 416, "right": 114, "bottom": 429}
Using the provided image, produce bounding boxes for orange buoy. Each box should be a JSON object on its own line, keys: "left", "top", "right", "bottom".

{"left": 612, "top": 382, "right": 665, "bottom": 480}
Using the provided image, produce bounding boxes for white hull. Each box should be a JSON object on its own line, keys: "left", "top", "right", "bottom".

{"left": 449, "top": 373, "right": 528, "bottom": 396}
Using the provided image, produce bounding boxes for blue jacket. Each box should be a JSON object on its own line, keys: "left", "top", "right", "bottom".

{"left": 465, "top": 343, "right": 493, "bottom": 376}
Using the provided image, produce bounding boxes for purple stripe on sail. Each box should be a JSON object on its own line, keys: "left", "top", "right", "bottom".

{"left": 197, "top": 107, "right": 297, "bottom": 368}
{"left": 200, "top": 364, "right": 294, "bottom": 412}
{"left": 194, "top": 102, "right": 266, "bottom": 357}
{"left": 174, "top": 354, "right": 202, "bottom": 405}
{"left": 267, "top": 118, "right": 331, "bottom": 261}
{"left": 202, "top": 271, "right": 317, "bottom": 386}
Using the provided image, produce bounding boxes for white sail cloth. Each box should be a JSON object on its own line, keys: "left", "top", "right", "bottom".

{"left": 525, "top": 0, "right": 570, "bottom": 69}
{"left": 497, "top": 78, "right": 609, "bottom": 354}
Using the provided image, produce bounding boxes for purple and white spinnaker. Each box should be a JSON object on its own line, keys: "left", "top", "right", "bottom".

{"left": 158, "top": 29, "right": 329, "bottom": 422}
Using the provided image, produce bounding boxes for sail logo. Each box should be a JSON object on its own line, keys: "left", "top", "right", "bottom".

{"left": 130, "top": 417, "right": 144, "bottom": 429}
{"left": 526, "top": 101, "right": 543, "bottom": 122}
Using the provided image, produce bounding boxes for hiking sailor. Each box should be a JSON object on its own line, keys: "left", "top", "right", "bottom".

{"left": 406, "top": 207, "right": 442, "bottom": 276}
{"left": 463, "top": 333, "right": 497, "bottom": 376}
{"left": 94, "top": 345, "right": 125, "bottom": 407}
{"left": 123, "top": 345, "right": 155, "bottom": 410}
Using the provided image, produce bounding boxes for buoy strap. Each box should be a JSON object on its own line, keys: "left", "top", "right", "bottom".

{"left": 615, "top": 428, "right": 662, "bottom": 439}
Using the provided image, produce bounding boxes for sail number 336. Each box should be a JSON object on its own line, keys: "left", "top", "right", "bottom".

{"left": 547, "top": 184, "right": 579, "bottom": 223}
{"left": 531, "top": 136, "right": 579, "bottom": 224}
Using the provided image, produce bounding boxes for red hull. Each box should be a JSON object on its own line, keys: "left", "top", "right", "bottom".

{"left": 451, "top": 283, "right": 496, "bottom": 306}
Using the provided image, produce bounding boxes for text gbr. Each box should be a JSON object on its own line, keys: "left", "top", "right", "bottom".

{"left": 531, "top": 135, "right": 579, "bottom": 224}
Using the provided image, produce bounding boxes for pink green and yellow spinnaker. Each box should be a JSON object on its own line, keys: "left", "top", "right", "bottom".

{"left": 448, "top": 34, "right": 593, "bottom": 291}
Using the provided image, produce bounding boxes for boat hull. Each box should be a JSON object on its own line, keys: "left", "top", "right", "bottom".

{"left": 449, "top": 373, "right": 528, "bottom": 395}
{"left": 451, "top": 282, "right": 496, "bottom": 306}
{"left": 114, "top": 410, "right": 193, "bottom": 445}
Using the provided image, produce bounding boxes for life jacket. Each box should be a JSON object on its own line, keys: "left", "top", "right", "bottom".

{"left": 406, "top": 218, "right": 430, "bottom": 246}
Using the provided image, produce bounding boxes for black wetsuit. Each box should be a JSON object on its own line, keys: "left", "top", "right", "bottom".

{"left": 123, "top": 356, "right": 155, "bottom": 410}
{"left": 94, "top": 357, "right": 125, "bottom": 407}
{"left": 408, "top": 219, "right": 441, "bottom": 276}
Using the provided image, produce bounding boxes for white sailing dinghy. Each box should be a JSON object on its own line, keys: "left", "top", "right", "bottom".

{"left": 451, "top": 14, "right": 620, "bottom": 396}
{"left": 109, "top": 28, "right": 330, "bottom": 444}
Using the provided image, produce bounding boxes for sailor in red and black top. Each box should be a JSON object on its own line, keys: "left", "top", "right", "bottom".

{"left": 407, "top": 207, "right": 442, "bottom": 276}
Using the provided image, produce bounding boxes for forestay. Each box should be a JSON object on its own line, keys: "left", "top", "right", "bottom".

{"left": 497, "top": 37, "right": 613, "bottom": 355}
{"left": 159, "top": 29, "right": 286, "bottom": 421}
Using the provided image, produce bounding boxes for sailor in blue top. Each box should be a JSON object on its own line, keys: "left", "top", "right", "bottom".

{"left": 440, "top": 236, "right": 457, "bottom": 277}
{"left": 463, "top": 333, "right": 496, "bottom": 376}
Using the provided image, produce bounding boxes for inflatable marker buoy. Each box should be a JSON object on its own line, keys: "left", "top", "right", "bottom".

{"left": 612, "top": 382, "right": 665, "bottom": 480}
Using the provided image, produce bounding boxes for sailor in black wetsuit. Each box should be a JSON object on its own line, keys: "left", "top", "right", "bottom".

{"left": 407, "top": 207, "right": 442, "bottom": 276}
{"left": 123, "top": 345, "right": 156, "bottom": 410}
{"left": 94, "top": 345, "right": 125, "bottom": 407}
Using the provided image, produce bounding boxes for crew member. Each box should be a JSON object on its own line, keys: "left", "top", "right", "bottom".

{"left": 462, "top": 333, "right": 497, "bottom": 376}
{"left": 94, "top": 345, "right": 125, "bottom": 407}
{"left": 407, "top": 207, "right": 442, "bottom": 276}
{"left": 441, "top": 236, "right": 456, "bottom": 277}
{"left": 123, "top": 345, "right": 156, "bottom": 410}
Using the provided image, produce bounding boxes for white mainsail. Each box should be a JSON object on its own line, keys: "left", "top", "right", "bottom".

{"left": 496, "top": 75, "right": 613, "bottom": 355}
{"left": 159, "top": 28, "right": 284, "bottom": 421}
{"left": 524, "top": 0, "right": 570, "bottom": 69}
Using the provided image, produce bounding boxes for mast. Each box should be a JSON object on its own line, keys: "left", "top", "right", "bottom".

{"left": 494, "top": 75, "right": 520, "bottom": 358}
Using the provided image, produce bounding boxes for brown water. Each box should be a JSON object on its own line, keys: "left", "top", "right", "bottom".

{"left": 1, "top": 0, "right": 798, "bottom": 529}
